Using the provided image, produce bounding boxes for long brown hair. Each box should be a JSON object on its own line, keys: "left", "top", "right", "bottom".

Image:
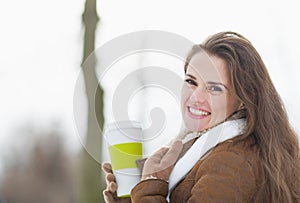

{"left": 184, "top": 31, "right": 300, "bottom": 202}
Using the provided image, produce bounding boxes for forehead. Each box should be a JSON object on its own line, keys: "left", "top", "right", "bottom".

{"left": 186, "top": 52, "right": 230, "bottom": 84}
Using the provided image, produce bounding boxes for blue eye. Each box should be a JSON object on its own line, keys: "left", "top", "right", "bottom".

{"left": 207, "top": 85, "right": 223, "bottom": 93}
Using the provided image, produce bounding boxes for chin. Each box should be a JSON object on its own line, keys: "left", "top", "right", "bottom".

{"left": 184, "top": 122, "right": 206, "bottom": 132}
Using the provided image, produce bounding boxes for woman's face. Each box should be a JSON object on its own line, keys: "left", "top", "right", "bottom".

{"left": 181, "top": 52, "right": 240, "bottom": 132}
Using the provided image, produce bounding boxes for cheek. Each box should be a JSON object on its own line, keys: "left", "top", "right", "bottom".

{"left": 181, "top": 85, "right": 192, "bottom": 117}
{"left": 223, "top": 96, "right": 240, "bottom": 116}
{"left": 210, "top": 95, "right": 228, "bottom": 117}
{"left": 181, "top": 85, "right": 190, "bottom": 105}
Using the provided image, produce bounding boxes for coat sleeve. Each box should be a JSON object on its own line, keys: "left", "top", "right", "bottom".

{"left": 130, "top": 179, "right": 169, "bottom": 203}
{"left": 187, "top": 151, "right": 257, "bottom": 203}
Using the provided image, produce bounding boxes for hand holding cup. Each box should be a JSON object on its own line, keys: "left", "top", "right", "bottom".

{"left": 102, "top": 163, "right": 131, "bottom": 203}
{"left": 142, "top": 140, "right": 183, "bottom": 181}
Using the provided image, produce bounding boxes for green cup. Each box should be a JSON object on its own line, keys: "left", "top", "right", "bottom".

{"left": 104, "top": 121, "right": 143, "bottom": 197}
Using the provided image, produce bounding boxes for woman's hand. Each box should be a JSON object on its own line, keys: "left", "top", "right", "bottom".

{"left": 142, "top": 140, "right": 183, "bottom": 181}
{"left": 102, "top": 163, "right": 131, "bottom": 203}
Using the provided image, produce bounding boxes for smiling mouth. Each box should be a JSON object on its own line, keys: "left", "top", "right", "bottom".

{"left": 188, "top": 107, "right": 211, "bottom": 117}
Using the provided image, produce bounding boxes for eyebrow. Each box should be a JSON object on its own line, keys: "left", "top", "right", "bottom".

{"left": 186, "top": 74, "right": 228, "bottom": 89}
{"left": 207, "top": 82, "right": 228, "bottom": 89}
{"left": 186, "top": 74, "right": 197, "bottom": 80}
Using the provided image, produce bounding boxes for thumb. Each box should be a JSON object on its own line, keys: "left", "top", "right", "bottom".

{"left": 160, "top": 140, "right": 183, "bottom": 167}
{"left": 146, "top": 147, "right": 170, "bottom": 163}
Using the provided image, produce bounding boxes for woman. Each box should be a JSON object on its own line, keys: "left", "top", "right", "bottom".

{"left": 102, "top": 31, "right": 300, "bottom": 202}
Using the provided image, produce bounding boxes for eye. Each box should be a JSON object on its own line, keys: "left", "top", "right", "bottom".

{"left": 207, "top": 85, "right": 224, "bottom": 94}
{"left": 185, "top": 79, "right": 197, "bottom": 86}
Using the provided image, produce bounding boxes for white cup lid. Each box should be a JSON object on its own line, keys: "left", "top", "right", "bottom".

{"left": 104, "top": 120, "right": 142, "bottom": 134}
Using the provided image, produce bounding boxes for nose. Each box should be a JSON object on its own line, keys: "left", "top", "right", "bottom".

{"left": 189, "top": 86, "right": 208, "bottom": 103}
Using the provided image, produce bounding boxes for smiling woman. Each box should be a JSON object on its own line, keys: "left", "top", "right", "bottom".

{"left": 181, "top": 53, "right": 241, "bottom": 132}
{"left": 102, "top": 31, "right": 300, "bottom": 203}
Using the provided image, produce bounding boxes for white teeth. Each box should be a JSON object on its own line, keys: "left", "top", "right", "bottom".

{"left": 189, "top": 107, "right": 210, "bottom": 116}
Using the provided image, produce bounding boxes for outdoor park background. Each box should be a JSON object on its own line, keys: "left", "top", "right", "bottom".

{"left": 0, "top": 0, "right": 299, "bottom": 202}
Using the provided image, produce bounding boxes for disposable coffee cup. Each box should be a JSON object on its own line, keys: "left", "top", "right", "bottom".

{"left": 104, "top": 120, "right": 143, "bottom": 197}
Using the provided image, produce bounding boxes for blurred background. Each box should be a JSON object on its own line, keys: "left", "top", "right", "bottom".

{"left": 0, "top": 0, "right": 299, "bottom": 202}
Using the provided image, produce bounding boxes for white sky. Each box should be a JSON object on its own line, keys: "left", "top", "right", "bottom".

{"left": 0, "top": 0, "right": 84, "bottom": 156}
{"left": 1, "top": 0, "right": 300, "bottom": 169}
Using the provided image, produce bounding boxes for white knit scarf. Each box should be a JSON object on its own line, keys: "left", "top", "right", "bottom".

{"left": 167, "top": 119, "right": 246, "bottom": 200}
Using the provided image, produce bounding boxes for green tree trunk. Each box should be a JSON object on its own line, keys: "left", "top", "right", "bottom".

{"left": 79, "top": 0, "right": 105, "bottom": 202}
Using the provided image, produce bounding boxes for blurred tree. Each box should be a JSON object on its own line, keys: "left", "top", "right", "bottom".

{"left": 0, "top": 127, "right": 77, "bottom": 203}
{"left": 79, "top": 0, "right": 105, "bottom": 203}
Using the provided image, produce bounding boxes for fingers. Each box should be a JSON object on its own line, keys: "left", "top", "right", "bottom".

{"left": 102, "top": 162, "right": 113, "bottom": 174}
{"left": 103, "top": 189, "right": 131, "bottom": 203}
{"left": 103, "top": 189, "right": 115, "bottom": 203}
{"left": 103, "top": 171, "right": 118, "bottom": 202}
{"left": 155, "top": 147, "right": 170, "bottom": 158}
{"left": 142, "top": 141, "right": 183, "bottom": 180}
{"left": 103, "top": 162, "right": 117, "bottom": 193}
{"left": 108, "top": 181, "right": 117, "bottom": 193}
{"left": 147, "top": 147, "right": 169, "bottom": 163}
{"left": 160, "top": 140, "right": 183, "bottom": 166}
{"left": 105, "top": 173, "right": 115, "bottom": 185}
{"left": 104, "top": 173, "right": 116, "bottom": 193}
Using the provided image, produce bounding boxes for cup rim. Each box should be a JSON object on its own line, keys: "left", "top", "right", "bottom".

{"left": 104, "top": 120, "right": 142, "bottom": 133}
